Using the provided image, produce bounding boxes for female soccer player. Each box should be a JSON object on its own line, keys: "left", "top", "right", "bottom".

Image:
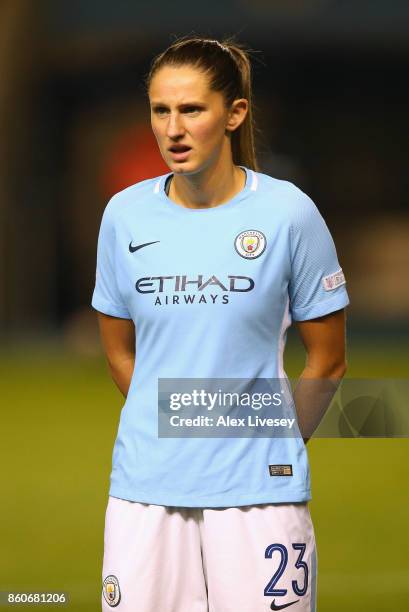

{"left": 92, "top": 36, "right": 349, "bottom": 612}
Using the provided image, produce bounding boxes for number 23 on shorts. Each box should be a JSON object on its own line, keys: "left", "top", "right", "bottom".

{"left": 265, "top": 543, "right": 313, "bottom": 611}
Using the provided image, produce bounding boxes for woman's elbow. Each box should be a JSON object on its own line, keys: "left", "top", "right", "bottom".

{"left": 329, "top": 359, "right": 348, "bottom": 379}
{"left": 307, "top": 355, "right": 348, "bottom": 379}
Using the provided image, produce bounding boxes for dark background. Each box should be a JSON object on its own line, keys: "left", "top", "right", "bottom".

{"left": 1, "top": 0, "right": 408, "bottom": 343}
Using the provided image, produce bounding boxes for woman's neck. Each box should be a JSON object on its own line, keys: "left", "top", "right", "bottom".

{"left": 168, "top": 160, "right": 246, "bottom": 209}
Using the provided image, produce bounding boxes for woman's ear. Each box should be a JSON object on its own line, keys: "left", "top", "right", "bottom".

{"left": 225, "top": 98, "right": 248, "bottom": 132}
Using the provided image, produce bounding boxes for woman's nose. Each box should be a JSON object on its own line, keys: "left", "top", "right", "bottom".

{"left": 166, "top": 113, "right": 185, "bottom": 138}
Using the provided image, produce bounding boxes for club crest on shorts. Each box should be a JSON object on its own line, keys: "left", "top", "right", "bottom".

{"left": 102, "top": 575, "right": 121, "bottom": 607}
{"left": 234, "top": 230, "right": 266, "bottom": 259}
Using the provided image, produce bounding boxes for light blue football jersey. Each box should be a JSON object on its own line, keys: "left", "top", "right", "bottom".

{"left": 91, "top": 167, "right": 349, "bottom": 507}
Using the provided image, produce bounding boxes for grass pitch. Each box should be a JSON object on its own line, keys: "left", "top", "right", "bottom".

{"left": 0, "top": 333, "right": 408, "bottom": 611}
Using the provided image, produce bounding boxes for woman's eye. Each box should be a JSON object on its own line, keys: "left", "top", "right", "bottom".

{"left": 184, "top": 107, "right": 200, "bottom": 114}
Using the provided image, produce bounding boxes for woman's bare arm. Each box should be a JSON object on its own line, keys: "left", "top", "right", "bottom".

{"left": 97, "top": 312, "right": 136, "bottom": 398}
{"left": 293, "top": 308, "right": 348, "bottom": 443}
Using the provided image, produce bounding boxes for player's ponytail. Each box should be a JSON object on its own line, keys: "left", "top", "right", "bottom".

{"left": 224, "top": 42, "right": 258, "bottom": 172}
{"left": 146, "top": 36, "right": 259, "bottom": 171}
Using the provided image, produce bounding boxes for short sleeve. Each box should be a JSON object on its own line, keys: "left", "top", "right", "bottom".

{"left": 288, "top": 191, "right": 350, "bottom": 321}
{"left": 91, "top": 200, "right": 132, "bottom": 319}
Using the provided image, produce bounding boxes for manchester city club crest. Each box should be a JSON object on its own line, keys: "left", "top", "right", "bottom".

{"left": 102, "top": 575, "right": 121, "bottom": 607}
{"left": 234, "top": 230, "right": 267, "bottom": 259}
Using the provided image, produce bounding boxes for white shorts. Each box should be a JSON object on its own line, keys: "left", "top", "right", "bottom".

{"left": 102, "top": 496, "right": 317, "bottom": 612}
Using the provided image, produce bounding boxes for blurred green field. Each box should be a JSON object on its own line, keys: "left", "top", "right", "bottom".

{"left": 1, "top": 333, "right": 408, "bottom": 611}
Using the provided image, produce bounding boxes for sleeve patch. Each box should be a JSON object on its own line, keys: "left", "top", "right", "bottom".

{"left": 322, "top": 269, "right": 346, "bottom": 291}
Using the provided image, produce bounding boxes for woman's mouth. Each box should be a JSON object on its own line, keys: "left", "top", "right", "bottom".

{"left": 168, "top": 145, "right": 192, "bottom": 161}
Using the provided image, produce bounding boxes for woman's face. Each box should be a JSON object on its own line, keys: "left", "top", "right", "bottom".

{"left": 149, "top": 64, "right": 238, "bottom": 175}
